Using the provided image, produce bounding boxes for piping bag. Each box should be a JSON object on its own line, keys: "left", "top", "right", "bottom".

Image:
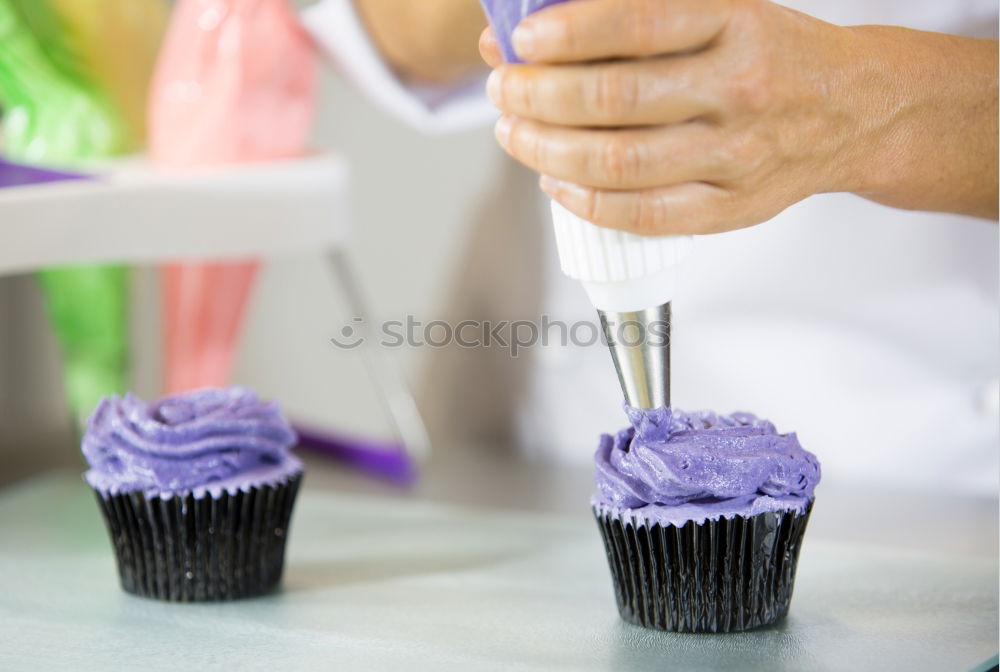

{"left": 32, "top": 0, "right": 170, "bottom": 148}
{"left": 0, "top": 0, "right": 130, "bottom": 161}
{"left": 148, "top": 0, "right": 317, "bottom": 395}
{"left": 151, "top": 1, "right": 426, "bottom": 482}
{"left": 480, "top": 0, "right": 693, "bottom": 409}
{"left": 0, "top": 0, "right": 166, "bottom": 426}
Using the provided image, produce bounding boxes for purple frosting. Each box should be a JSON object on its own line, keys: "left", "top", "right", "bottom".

{"left": 82, "top": 387, "right": 301, "bottom": 496}
{"left": 594, "top": 406, "right": 820, "bottom": 526}
{"left": 480, "top": 0, "right": 573, "bottom": 63}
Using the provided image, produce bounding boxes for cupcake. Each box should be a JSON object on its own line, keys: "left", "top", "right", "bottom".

{"left": 82, "top": 386, "right": 303, "bottom": 601}
{"left": 592, "top": 406, "right": 820, "bottom": 633}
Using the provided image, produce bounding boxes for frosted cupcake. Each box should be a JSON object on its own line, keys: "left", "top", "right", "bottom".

{"left": 593, "top": 406, "right": 820, "bottom": 632}
{"left": 82, "top": 387, "right": 303, "bottom": 601}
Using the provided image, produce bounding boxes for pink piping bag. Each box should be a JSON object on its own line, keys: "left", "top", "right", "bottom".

{"left": 148, "top": 0, "right": 317, "bottom": 394}
{"left": 161, "top": 260, "right": 258, "bottom": 393}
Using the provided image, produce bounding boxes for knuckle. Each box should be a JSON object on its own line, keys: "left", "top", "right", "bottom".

{"left": 526, "top": 125, "right": 548, "bottom": 170}
{"left": 506, "top": 117, "right": 536, "bottom": 164}
{"left": 633, "top": 190, "right": 671, "bottom": 235}
{"left": 731, "top": 0, "right": 769, "bottom": 26}
{"left": 725, "top": 4, "right": 776, "bottom": 113}
{"left": 597, "top": 136, "right": 644, "bottom": 187}
{"left": 728, "top": 60, "right": 773, "bottom": 113}
{"left": 549, "top": 13, "right": 578, "bottom": 54}
{"left": 713, "top": 130, "right": 766, "bottom": 178}
{"left": 584, "top": 68, "right": 640, "bottom": 121}
{"left": 625, "top": 0, "right": 665, "bottom": 53}
{"left": 508, "top": 73, "right": 536, "bottom": 116}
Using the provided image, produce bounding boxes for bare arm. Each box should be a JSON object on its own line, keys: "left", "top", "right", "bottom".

{"left": 842, "top": 26, "right": 998, "bottom": 219}
{"left": 353, "top": 0, "right": 487, "bottom": 83}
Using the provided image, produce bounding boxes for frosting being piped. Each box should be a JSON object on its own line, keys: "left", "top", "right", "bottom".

{"left": 593, "top": 406, "right": 820, "bottom": 526}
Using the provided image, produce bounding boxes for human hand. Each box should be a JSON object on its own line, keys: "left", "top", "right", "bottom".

{"left": 480, "top": 0, "right": 998, "bottom": 233}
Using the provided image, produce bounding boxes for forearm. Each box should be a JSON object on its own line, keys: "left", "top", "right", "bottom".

{"left": 353, "top": 0, "right": 487, "bottom": 83}
{"left": 839, "top": 27, "right": 998, "bottom": 219}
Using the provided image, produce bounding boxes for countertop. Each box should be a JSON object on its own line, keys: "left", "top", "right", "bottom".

{"left": 0, "top": 455, "right": 996, "bottom": 672}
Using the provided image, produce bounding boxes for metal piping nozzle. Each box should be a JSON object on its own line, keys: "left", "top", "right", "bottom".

{"left": 598, "top": 302, "right": 671, "bottom": 409}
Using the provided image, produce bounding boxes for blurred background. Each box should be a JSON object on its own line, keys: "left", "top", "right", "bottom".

{"left": 1, "top": 0, "right": 997, "bottom": 501}
{"left": 0, "top": 61, "right": 517, "bottom": 484}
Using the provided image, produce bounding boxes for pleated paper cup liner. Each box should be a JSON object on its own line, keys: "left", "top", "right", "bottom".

{"left": 594, "top": 503, "right": 813, "bottom": 633}
{"left": 92, "top": 473, "right": 303, "bottom": 602}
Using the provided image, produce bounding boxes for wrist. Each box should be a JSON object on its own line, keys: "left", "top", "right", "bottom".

{"left": 832, "top": 26, "right": 917, "bottom": 198}
{"left": 830, "top": 26, "right": 999, "bottom": 216}
{"left": 810, "top": 25, "right": 901, "bottom": 198}
{"left": 761, "top": 11, "right": 885, "bottom": 200}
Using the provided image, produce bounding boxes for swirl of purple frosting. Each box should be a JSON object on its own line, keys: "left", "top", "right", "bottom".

{"left": 82, "top": 387, "right": 300, "bottom": 494}
{"left": 595, "top": 406, "right": 820, "bottom": 523}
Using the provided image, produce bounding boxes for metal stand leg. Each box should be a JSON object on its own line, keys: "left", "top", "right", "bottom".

{"left": 325, "top": 248, "right": 431, "bottom": 462}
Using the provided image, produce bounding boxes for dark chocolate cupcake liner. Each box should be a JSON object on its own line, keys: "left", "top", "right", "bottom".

{"left": 93, "top": 473, "right": 302, "bottom": 602}
{"left": 594, "top": 503, "right": 812, "bottom": 633}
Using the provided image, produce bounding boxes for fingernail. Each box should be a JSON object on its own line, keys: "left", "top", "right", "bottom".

{"left": 512, "top": 24, "right": 536, "bottom": 59}
{"left": 494, "top": 115, "right": 513, "bottom": 148}
{"left": 486, "top": 69, "right": 503, "bottom": 107}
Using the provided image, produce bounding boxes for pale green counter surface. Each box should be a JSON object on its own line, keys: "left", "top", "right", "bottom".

{"left": 0, "top": 469, "right": 996, "bottom": 672}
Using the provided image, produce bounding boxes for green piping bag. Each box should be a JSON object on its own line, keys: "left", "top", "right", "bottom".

{"left": 0, "top": 0, "right": 148, "bottom": 426}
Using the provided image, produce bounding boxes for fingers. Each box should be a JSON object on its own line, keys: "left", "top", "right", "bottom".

{"left": 486, "top": 55, "right": 719, "bottom": 127}
{"left": 513, "top": 0, "right": 733, "bottom": 63}
{"left": 494, "top": 114, "right": 744, "bottom": 190}
{"left": 539, "top": 177, "right": 742, "bottom": 235}
{"left": 479, "top": 27, "right": 503, "bottom": 68}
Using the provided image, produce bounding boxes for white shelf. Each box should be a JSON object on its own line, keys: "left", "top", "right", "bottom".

{"left": 0, "top": 154, "right": 350, "bottom": 276}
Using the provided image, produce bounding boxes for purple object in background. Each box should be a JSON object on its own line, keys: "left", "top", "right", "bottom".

{"left": 294, "top": 424, "right": 417, "bottom": 486}
{"left": 593, "top": 406, "right": 821, "bottom": 525}
{"left": 0, "top": 159, "right": 91, "bottom": 188}
{"left": 480, "top": 0, "right": 573, "bottom": 63}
